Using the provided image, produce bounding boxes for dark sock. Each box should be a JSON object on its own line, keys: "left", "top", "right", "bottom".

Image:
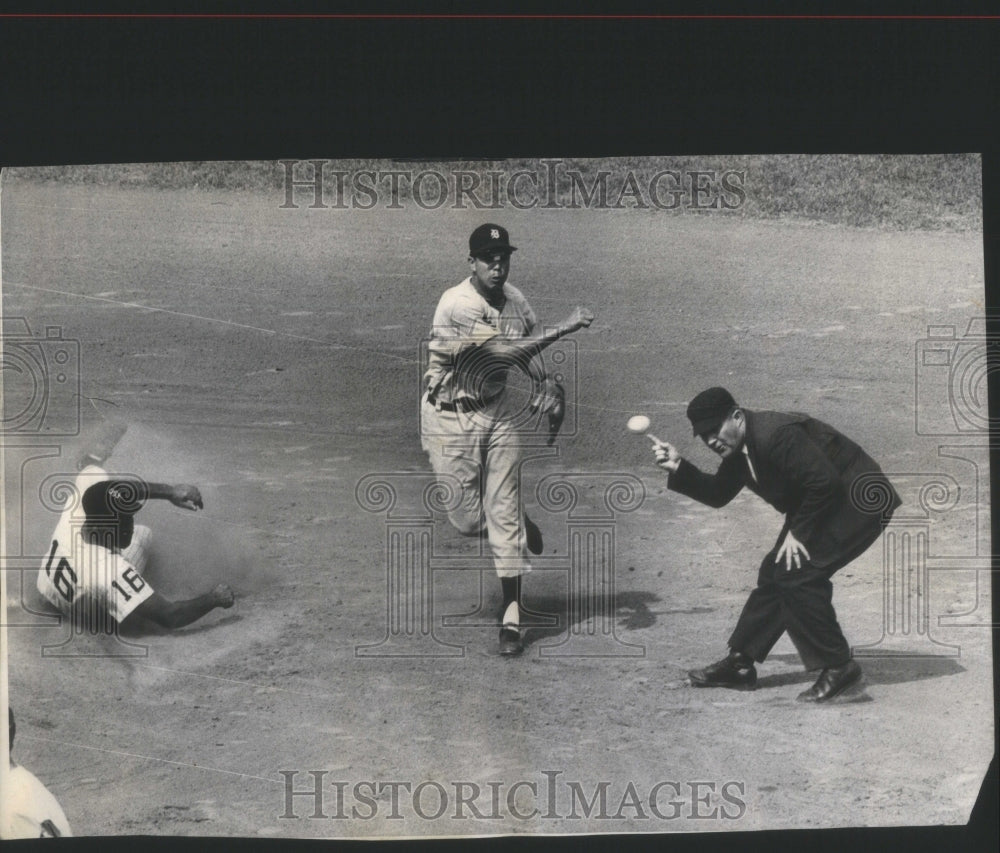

{"left": 729, "top": 649, "right": 755, "bottom": 667}
{"left": 500, "top": 575, "right": 522, "bottom": 610}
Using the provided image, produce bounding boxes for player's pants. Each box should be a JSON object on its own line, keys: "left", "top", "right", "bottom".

{"left": 728, "top": 523, "right": 882, "bottom": 670}
{"left": 421, "top": 393, "right": 530, "bottom": 578}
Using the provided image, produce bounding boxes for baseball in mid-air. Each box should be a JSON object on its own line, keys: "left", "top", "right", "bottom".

{"left": 627, "top": 414, "right": 651, "bottom": 434}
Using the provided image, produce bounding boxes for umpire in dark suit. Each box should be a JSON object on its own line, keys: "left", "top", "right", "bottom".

{"left": 653, "top": 387, "right": 900, "bottom": 702}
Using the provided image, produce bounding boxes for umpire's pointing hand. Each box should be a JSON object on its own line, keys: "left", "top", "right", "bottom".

{"left": 652, "top": 439, "right": 681, "bottom": 473}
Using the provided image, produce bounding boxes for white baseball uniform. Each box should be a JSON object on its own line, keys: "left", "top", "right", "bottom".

{"left": 36, "top": 466, "right": 154, "bottom": 624}
{"left": 1, "top": 764, "right": 73, "bottom": 838}
{"left": 422, "top": 276, "right": 539, "bottom": 578}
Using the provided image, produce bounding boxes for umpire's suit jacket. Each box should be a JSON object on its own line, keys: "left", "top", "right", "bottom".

{"left": 668, "top": 410, "right": 901, "bottom": 570}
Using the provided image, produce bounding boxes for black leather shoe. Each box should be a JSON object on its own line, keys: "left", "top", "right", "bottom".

{"left": 797, "top": 660, "right": 862, "bottom": 702}
{"left": 499, "top": 626, "right": 524, "bottom": 656}
{"left": 524, "top": 515, "right": 543, "bottom": 555}
{"left": 688, "top": 652, "right": 757, "bottom": 690}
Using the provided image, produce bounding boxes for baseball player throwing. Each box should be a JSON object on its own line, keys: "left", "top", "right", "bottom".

{"left": 421, "top": 223, "right": 594, "bottom": 655}
{"left": 36, "top": 464, "right": 235, "bottom": 632}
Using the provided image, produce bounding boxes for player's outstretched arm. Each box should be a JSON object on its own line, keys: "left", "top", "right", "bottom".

{"left": 98, "top": 479, "right": 203, "bottom": 512}
{"left": 478, "top": 306, "right": 594, "bottom": 364}
{"left": 145, "top": 483, "right": 204, "bottom": 511}
{"left": 124, "top": 584, "right": 234, "bottom": 630}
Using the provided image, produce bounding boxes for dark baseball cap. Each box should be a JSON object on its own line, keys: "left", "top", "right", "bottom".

{"left": 469, "top": 223, "right": 517, "bottom": 257}
{"left": 686, "top": 386, "right": 738, "bottom": 436}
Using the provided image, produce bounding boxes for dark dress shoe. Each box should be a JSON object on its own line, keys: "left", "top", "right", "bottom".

{"left": 688, "top": 652, "right": 757, "bottom": 689}
{"left": 524, "top": 515, "right": 543, "bottom": 555}
{"left": 797, "top": 660, "right": 862, "bottom": 702}
{"left": 499, "top": 626, "right": 524, "bottom": 656}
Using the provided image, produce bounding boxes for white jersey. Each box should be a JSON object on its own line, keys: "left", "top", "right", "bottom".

{"left": 1, "top": 764, "right": 73, "bottom": 838}
{"left": 36, "top": 466, "right": 153, "bottom": 624}
{"left": 424, "top": 277, "right": 538, "bottom": 404}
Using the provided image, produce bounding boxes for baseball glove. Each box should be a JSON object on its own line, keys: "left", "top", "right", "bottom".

{"left": 531, "top": 378, "right": 566, "bottom": 445}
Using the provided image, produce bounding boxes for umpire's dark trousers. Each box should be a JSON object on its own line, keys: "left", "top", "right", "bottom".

{"left": 727, "top": 523, "right": 884, "bottom": 671}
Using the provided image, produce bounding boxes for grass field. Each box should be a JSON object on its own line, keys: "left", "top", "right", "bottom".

{"left": 1, "top": 157, "right": 993, "bottom": 838}
{"left": 12, "top": 153, "right": 983, "bottom": 231}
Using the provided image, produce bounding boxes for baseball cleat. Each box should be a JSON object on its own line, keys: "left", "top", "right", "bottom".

{"left": 75, "top": 422, "right": 128, "bottom": 470}
{"left": 499, "top": 625, "right": 524, "bottom": 656}
{"left": 796, "top": 660, "right": 862, "bottom": 702}
{"left": 688, "top": 651, "right": 758, "bottom": 690}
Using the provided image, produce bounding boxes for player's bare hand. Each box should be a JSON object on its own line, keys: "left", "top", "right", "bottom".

{"left": 211, "top": 583, "right": 235, "bottom": 608}
{"left": 775, "top": 530, "right": 810, "bottom": 571}
{"left": 564, "top": 306, "right": 595, "bottom": 333}
{"left": 652, "top": 439, "right": 681, "bottom": 473}
{"left": 170, "top": 484, "right": 204, "bottom": 511}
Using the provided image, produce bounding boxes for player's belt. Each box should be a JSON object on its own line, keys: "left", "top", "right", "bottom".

{"left": 426, "top": 392, "right": 499, "bottom": 413}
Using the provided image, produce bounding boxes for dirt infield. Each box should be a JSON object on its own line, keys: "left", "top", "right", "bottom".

{"left": 2, "top": 174, "right": 992, "bottom": 837}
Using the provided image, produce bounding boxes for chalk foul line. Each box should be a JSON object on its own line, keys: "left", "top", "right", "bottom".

{"left": 20, "top": 734, "right": 283, "bottom": 786}
{"left": 5, "top": 281, "right": 414, "bottom": 364}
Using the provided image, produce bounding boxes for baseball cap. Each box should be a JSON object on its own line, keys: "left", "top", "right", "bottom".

{"left": 469, "top": 223, "right": 517, "bottom": 257}
{"left": 686, "top": 386, "right": 738, "bottom": 436}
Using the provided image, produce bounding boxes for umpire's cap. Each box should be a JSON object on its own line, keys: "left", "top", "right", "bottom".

{"left": 469, "top": 223, "right": 517, "bottom": 257}
{"left": 687, "top": 387, "right": 738, "bottom": 436}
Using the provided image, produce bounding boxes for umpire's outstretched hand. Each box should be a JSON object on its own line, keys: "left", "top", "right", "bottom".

{"left": 652, "top": 439, "right": 681, "bottom": 473}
